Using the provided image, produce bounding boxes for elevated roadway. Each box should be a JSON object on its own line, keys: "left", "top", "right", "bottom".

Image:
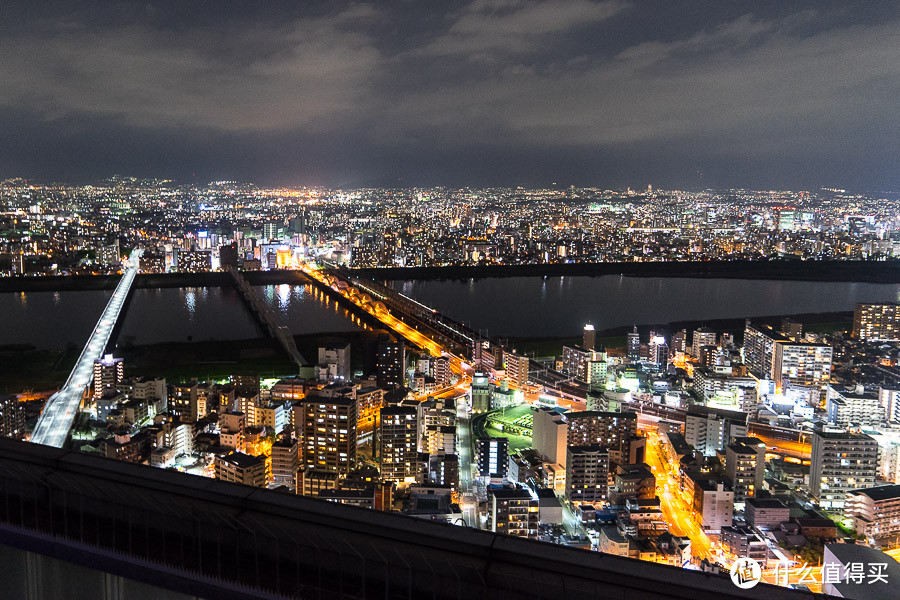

{"left": 31, "top": 248, "right": 142, "bottom": 448}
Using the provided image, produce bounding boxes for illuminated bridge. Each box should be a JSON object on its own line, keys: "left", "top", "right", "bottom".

{"left": 0, "top": 438, "right": 822, "bottom": 600}
{"left": 30, "top": 248, "right": 142, "bottom": 448}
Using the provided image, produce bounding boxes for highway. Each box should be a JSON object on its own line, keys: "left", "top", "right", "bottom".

{"left": 31, "top": 248, "right": 142, "bottom": 447}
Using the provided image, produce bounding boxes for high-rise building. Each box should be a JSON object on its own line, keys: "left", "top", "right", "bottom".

{"left": 562, "top": 345, "right": 592, "bottom": 381}
{"left": 724, "top": 437, "right": 766, "bottom": 503}
{"left": 743, "top": 322, "right": 832, "bottom": 387}
{"left": 853, "top": 302, "right": 900, "bottom": 341}
{"left": 649, "top": 336, "right": 668, "bottom": 367}
{"left": 583, "top": 324, "right": 596, "bottom": 351}
{"left": 503, "top": 350, "right": 529, "bottom": 388}
{"left": 845, "top": 484, "right": 900, "bottom": 541}
{"left": 317, "top": 342, "right": 351, "bottom": 382}
{"left": 489, "top": 487, "right": 539, "bottom": 538}
{"left": 376, "top": 335, "right": 405, "bottom": 389}
{"left": 810, "top": 428, "right": 879, "bottom": 509}
{"left": 671, "top": 329, "right": 687, "bottom": 355}
{"left": 379, "top": 405, "right": 418, "bottom": 484}
{"left": 880, "top": 387, "right": 900, "bottom": 423}
{"left": 691, "top": 328, "right": 717, "bottom": 359}
{"left": 826, "top": 385, "right": 884, "bottom": 427}
{"left": 684, "top": 405, "right": 748, "bottom": 456}
{"left": 690, "top": 479, "right": 734, "bottom": 533}
{"left": 0, "top": 395, "right": 26, "bottom": 440}
{"left": 566, "top": 411, "right": 642, "bottom": 466}
{"left": 532, "top": 406, "right": 567, "bottom": 466}
{"left": 416, "top": 397, "right": 455, "bottom": 453}
{"left": 475, "top": 437, "right": 508, "bottom": 480}
{"left": 432, "top": 355, "right": 451, "bottom": 388}
{"left": 627, "top": 326, "right": 640, "bottom": 362}
{"left": 271, "top": 438, "right": 300, "bottom": 488}
{"left": 565, "top": 445, "right": 609, "bottom": 505}
{"left": 93, "top": 354, "right": 124, "bottom": 400}
{"left": 294, "top": 394, "right": 357, "bottom": 475}
{"left": 169, "top": 382, "right": 209, "bottom": 423}
{"left": 471, "top": 372, "right": 491, "bottom": 413}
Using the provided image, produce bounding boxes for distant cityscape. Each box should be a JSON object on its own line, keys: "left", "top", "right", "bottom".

{"left": 2, "top": 176, "right": 900, "bottom": 276}
{"left": 3, "top": 190, "right": 900, "bottom": 594}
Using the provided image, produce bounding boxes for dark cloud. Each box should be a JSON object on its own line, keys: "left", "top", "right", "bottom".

{"left": 0, "top": 0, "right": 898, "bottom": 189}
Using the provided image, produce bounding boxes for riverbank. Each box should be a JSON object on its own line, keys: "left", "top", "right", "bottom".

{"left": 507, "top": 310, "right": 852, "bottom": 358}
{"left": 2, "top": 260, "right": 899, "bottom": 292}
{"left": 0, "top": 330, "right": 380, "bottom": 393}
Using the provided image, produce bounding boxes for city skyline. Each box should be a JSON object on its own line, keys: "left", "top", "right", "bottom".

{"left": 1, "top": 1, "right": 899, "bottom": 189}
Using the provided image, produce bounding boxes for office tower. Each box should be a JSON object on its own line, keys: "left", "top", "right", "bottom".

{"left": 476, "top": 437, "right": 509, "bottom": 480}
{"left": 583, "top": 324, "right": 596, "bottom": 351}
{"left": 294, "top": 394, "right": 357, "bottom": 475}
{"left": 684, "top": 405, "right": 748, "bottom": 456}
{"left": 503, "top": 350, "right": 529, "bottom": 388}
{"left": 489, "top": 488, "right": 539, "bottom": 538}
{"left": 566, "top": 411, "right": 641, "bottom": 465}
{"left": 565, "top": 445, "right": 609, "bottom": 505}
{"left": 0, "top": 395, "right": 26, "bottom": 440}
{"left": 376, "top": 335, "right": 406, "bottom": 389}
{"left": 271, "top": 438, "right": 300, "bottom": 488}
{"left": 214, "top": 451, "right": 267, "bottom": 487}
{"left": 93, "top": 354, "right": 124, "bottom": 400}
{"left": 317, "top": 342, "right": 351, "bottom": 381}
{"left": 853, "top": 302, "right": 900, "bottom": 341}
{"left": 532, "top": 406, "right": 568, "bottom": 466}
{"left": 691, "top": 328, "right": 717, "bottom": 358}
{"left": 743, "top": 322, "right": 832, "bottom": 387}
{"left": 379, "top": 405, "right": 418, "bottom": 484}
{"left": 826, "top": 385, "right": 884, "bottom": 427}
{"left": 471, "top": 372, "right": 491, "bottom": 412}
{"left": 880, "top": 387, "right": 900, "bottom": 423}
{"left": 724, "top": 437, "right": 766, "bottom": 502}
{"left": 810, "top": 428, "right": 878, "bottom": 509}
{"left": 627, "top": 326, "right": 640, "bottom": 362}
{"left": 845, "top": 484, "right": 900, "bottom": 541}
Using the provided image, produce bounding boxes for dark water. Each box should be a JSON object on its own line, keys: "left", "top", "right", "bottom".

{"left": 1, "top": 284, "right": 361, "bottom": 349}
{"left": 4, "top": 277, "right": 900, "bottom": 349}
{"left": 392, "top": 276, "right": 900, "bottom": 337}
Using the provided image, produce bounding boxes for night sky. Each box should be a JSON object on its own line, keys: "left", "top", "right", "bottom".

{"left": 1, "top": 1, "right": 898, "bottom": 190}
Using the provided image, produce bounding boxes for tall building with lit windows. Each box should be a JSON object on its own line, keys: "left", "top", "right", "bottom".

{"left": 810, "top": 428, "right": 878, "bottom": 510}
{"left": 93, "top": 354, "right": 124, "bottom": 400}
{"left": 853, "top": 302, "right": 900, "bottom": 341}
{"left": 379, "top": 405, "right": 418, "bottom": 484}
{"left": 743, "top": 322, "right": 832, "bottom": 387}
{"left": 293, "top": 394, "right": 357, "bottom": 475}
